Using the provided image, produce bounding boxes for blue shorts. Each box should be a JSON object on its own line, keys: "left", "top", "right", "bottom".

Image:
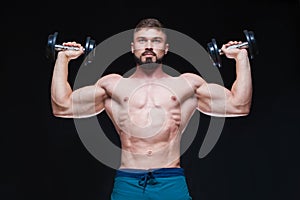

{"left": 110, "top": 167, "right": 192, "bottom": 200}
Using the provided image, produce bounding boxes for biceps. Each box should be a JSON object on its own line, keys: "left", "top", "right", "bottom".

{"left": 196, "top": 83, "right": 231, "bottom": 113}
{"left": 71, "top": 85, "right": 107, "bottom": 114}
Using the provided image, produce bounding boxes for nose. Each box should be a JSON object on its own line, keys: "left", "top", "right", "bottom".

{"left": 145, "top": 48, "right": 153, "bottom": 52}
{"left": 146, "top": 40, "right": 153, "bottom": 48}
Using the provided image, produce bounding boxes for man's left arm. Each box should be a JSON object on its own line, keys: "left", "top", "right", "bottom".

{"left": 184, "top": 41, "right": 252, "bottom": 117}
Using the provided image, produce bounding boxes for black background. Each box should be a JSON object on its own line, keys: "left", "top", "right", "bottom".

{"left": 1, "top": 0, "right": 299, "bottom": 199}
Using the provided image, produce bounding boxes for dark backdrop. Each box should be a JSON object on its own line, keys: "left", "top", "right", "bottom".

{"left": 1, "top": 0, "right": 299, "bottom": 200}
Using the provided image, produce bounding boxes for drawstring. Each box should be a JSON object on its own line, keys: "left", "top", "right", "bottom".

{"left": 116, "top": 168, "right": 184, "bottom": 192}
{"left": 138, "top": 171, "right": 157, "bottom": 192}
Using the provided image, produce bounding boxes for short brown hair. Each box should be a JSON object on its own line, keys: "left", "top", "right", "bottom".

{"left": 134, "top": 18, "right": 166, "bottom": 34}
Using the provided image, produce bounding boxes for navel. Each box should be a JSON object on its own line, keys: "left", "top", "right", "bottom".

{"left": 171, "top": 95, "right": 177, "bottom": 101}
{"left": 147, "top": 150, "right": 153, "bottom": 156}
{"left": 123, "top": 97, "right": 129, "bottom": 102}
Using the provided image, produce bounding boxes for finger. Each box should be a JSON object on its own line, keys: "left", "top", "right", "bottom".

{"left": 62, "top": 42, "right": 81, "bottom": 47}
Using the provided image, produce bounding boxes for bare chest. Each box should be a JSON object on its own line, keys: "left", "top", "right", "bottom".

{"left": 111, "top": 78, "right": 193, "bottom": 108}
{"left": 105, "top": 78, "right": 196, "bottom": 139}
{"left": 127, "top": 83, "right": 180, "bottom": 110}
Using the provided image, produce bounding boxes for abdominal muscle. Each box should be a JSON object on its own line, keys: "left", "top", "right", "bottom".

{"left": 113, "top": 100, "right": 183, "bottom": 169}
{"left": 118, "top": 118, "right": 182, "bottom": 170}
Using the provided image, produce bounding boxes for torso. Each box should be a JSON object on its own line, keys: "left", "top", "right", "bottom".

{"left": 104, "top": 75, "right": 198, "bottom": 169}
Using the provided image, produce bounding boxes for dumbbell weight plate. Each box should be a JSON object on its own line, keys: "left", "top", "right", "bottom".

{"left": 85, "top": 37, "right": 96, "bottom": 57}
{"left": 46, "top": 32, "right": 58, "bottom": 62}
{"left": 84, "top": 36, "right": 96, "bottom": 64}
{"left": 243, "top": 30, "right": 258, "bottom": 60}
{"left": 207, "top": 38, "right": 222, "bottom": 68}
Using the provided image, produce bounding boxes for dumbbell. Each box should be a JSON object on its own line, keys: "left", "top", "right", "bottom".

{"left": 46, "top": 32, "right": 96, "bottom": 64}
{"left": 207, "top": 30, "right": 258, "bottom": 68}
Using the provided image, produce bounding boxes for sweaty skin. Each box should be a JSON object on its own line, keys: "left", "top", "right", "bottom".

{"left": 51, "top": 28, "right": 252, "bottom": 170}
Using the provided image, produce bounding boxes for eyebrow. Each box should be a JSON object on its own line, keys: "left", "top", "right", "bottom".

{"left": 135, "top": 36, "right": 164, "bottom": 40}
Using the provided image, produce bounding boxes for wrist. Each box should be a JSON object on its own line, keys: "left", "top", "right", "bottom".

{"left": 56, "top": 51, "right": 70, "bottom": 63}
{"left": 235, "top": 49, "right": 248, "bottom": 61}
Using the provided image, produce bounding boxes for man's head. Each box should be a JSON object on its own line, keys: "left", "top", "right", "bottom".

{"left": 131, "top": 18, "right": 169, "bottom": 67}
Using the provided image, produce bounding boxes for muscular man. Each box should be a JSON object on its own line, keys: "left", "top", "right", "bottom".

{"left": 50, "top": 18, "right": 252, "bottom": 199}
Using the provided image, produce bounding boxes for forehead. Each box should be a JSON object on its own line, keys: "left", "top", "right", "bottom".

{"left": 133, "top": 28, "right": 166, "bottom": 39}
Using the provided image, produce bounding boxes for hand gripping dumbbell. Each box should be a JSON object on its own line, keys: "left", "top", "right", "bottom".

{"left": 207, "top": 30, "right": 259, "bottom": 68}
{"left": 46, "top": 32, "right": 96, "bottom": 64}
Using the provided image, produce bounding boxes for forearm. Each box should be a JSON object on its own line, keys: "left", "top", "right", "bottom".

{"left": 51, "top": 53, "right": 73, "bottom": 108}
{"left": 231, "top": 52, "right": 252, "bottom": 109}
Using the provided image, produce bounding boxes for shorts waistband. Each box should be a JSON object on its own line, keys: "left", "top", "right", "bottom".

{"left": 116, "top": 167, "right": 184, "bottom": 178}
{"left": 115, "top": 168, "right": 185, "bottom": 192}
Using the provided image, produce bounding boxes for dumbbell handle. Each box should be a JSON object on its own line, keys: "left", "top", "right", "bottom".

{"left": 54, "top": 44, "right": 85, "bottom": 52}
{"left": 218, "top": 42, "right": 248, "bottom": 55}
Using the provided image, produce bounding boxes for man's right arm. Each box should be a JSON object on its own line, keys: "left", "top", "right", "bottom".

{"left": 50, "top": 43, "right": 119, "bottom": 118}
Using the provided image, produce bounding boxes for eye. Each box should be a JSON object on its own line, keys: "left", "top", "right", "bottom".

{"left": 152, "top": 39, "right": 162, "bottom": 43}
{"left": 138, "top": 38, "right": 147, "bottom": 43}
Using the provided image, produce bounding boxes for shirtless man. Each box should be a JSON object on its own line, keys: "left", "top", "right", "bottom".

{"left": 50, "top": 18, "right": 252, "bottom": 199}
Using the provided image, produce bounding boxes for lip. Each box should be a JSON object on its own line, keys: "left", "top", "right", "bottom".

{"left": 142, "top": 51, "right": 156, "bottom": 56}
{"left": 143, "top": 54, "right": 154, "bottom": 57}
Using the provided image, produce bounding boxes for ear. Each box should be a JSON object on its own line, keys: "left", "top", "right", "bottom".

{"left": 164, "top": 43, "right": 169, "bottom": 54}
{"left": 131, "top": 42, "right": 134, "bottom": 53}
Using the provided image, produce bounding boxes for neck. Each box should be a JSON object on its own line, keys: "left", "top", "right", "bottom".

{"left": 131, "top": 64, "right": 167, "bottom": 79}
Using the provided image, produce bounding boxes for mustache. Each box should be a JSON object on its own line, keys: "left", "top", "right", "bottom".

{"left": 141, "top": 48, "right": 157, "bottom": 56}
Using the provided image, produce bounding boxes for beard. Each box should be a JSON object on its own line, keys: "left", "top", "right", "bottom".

{"left": 134, "top": 49, "right": 165, "bottom": 68}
